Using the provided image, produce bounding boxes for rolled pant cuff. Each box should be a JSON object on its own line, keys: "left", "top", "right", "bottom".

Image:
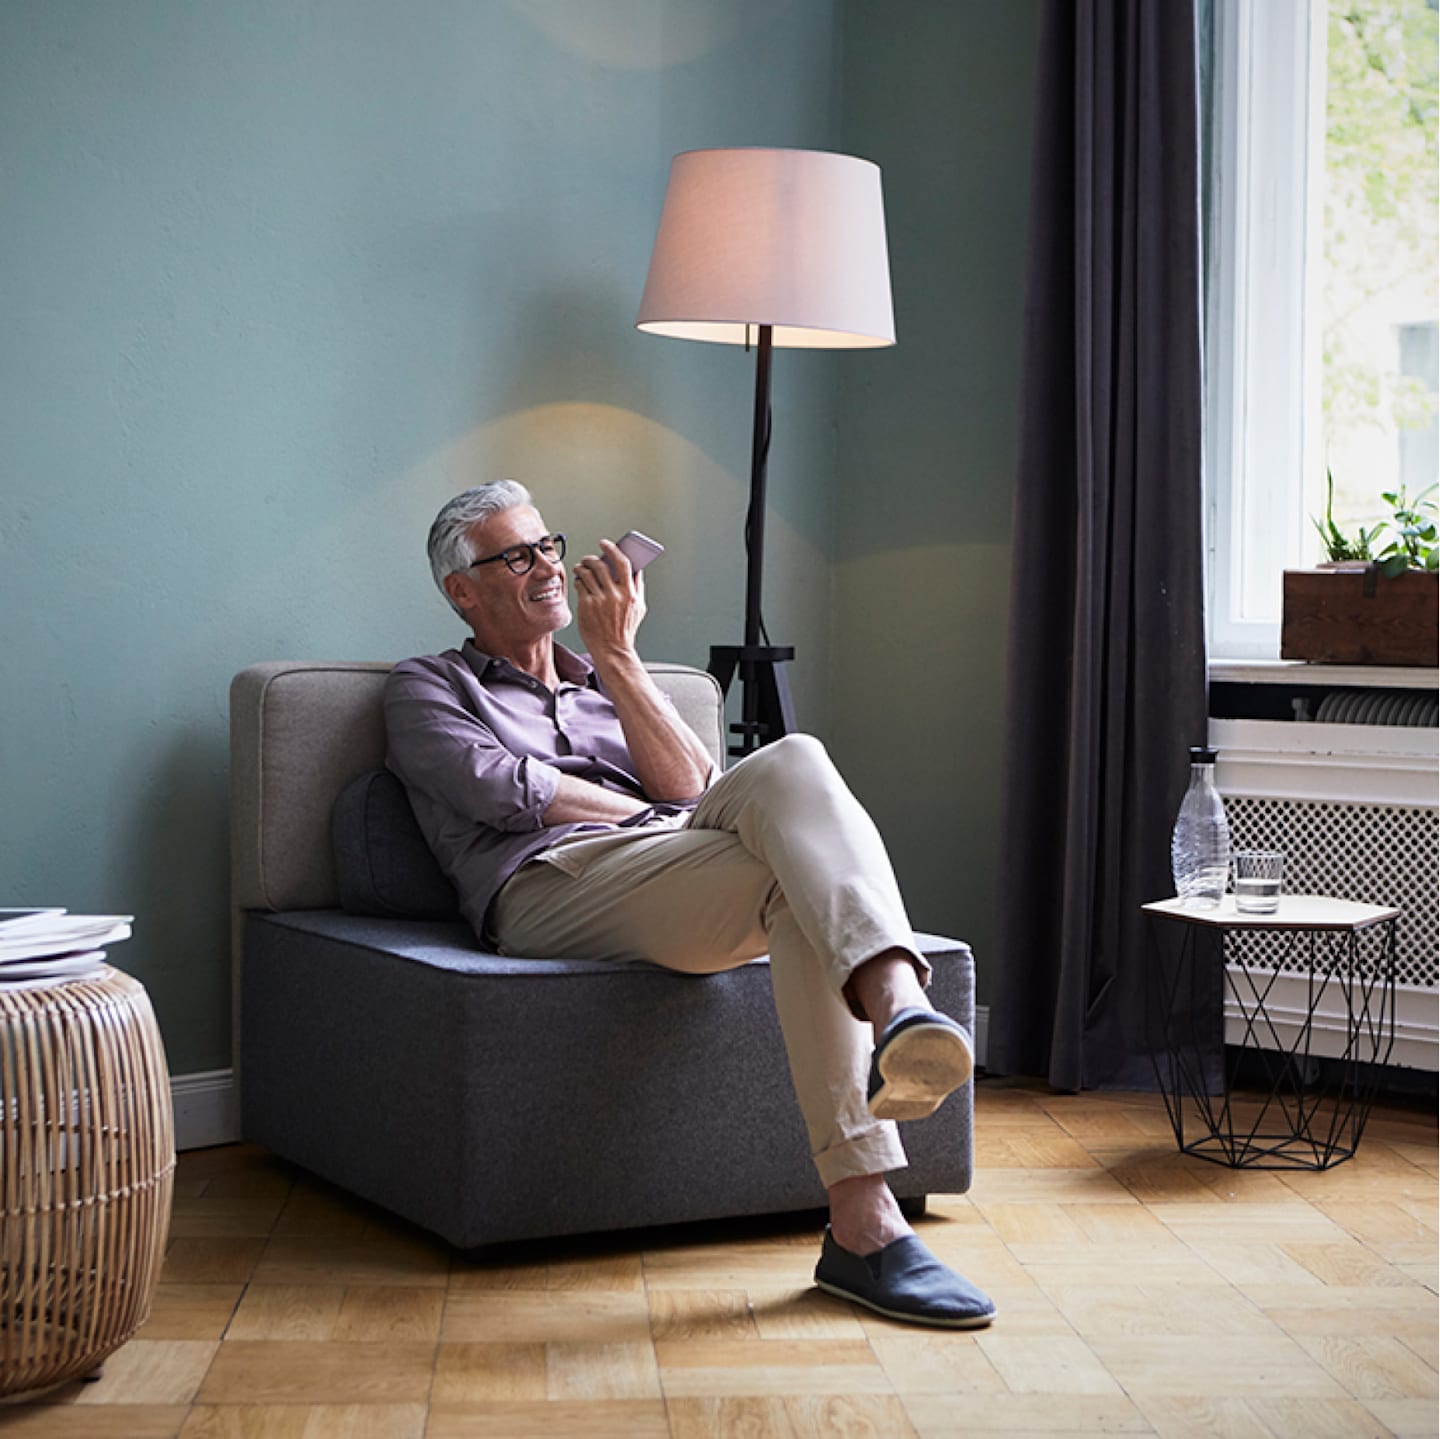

{"left": 813, "top": 1122, "right": 908, "bottom": 1189}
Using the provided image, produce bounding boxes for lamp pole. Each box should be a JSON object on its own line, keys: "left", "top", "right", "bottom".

{"left": 743, "top": 325, "right": 773, "bottom": 651}
{"left": 709, "top": 324, "right": 796, "bottom": 756}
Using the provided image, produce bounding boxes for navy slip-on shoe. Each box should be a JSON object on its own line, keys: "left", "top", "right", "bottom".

{"left": 867, "top": 1007, "right": 974, "bottom": 1121}
{"left": 814, "top": 1227, "right": 997, "bottom": 1329}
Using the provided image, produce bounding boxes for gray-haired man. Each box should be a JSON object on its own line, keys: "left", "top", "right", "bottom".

{"left": 384, "top": 482, "right": 995, "bottom": 1327}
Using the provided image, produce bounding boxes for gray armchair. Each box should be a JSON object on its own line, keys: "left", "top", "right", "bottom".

{"left": 230, "top": 660, "right": 975, "bottom": 1250}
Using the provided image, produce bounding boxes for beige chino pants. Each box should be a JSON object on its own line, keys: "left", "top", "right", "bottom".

{"left": 489, "top": 733, "right": 930, "bottom": 1187}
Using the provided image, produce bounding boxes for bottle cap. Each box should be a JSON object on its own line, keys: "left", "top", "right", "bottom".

{"left": 1189, "top": 745, "right": 1218, "bottom": 764}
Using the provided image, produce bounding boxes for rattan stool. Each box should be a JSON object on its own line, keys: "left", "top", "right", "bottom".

{"left": 0, "top": 966, "right": 174, "bottom": 1398}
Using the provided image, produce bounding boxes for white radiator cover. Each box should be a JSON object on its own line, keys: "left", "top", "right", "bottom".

{"left": 1211, "top": 717, "right": 1438, "bottom": 1072}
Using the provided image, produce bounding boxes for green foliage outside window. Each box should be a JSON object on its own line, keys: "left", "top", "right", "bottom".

{"left": 1320, "top": 0, "right": 1438, "bottom": 540}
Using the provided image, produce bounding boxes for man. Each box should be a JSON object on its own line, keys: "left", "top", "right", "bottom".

{"left": 384, "top": 481, "right": 995, "bottom": 1328}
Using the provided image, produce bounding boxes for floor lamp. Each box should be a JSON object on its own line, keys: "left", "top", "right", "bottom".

{"left": 636, "top": 147, "right": 895, "bottom": 756}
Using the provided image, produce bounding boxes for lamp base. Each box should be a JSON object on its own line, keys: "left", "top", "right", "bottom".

{"left": 708, "top": 644, "right": 797, "bottom": 757}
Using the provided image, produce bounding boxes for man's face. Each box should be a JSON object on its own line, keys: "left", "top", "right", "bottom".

{"left": 445, "top": 504, "right": 571, "bottom": 653}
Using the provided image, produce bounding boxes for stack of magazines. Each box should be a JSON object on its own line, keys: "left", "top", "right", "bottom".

{"left": 0, "top": 909, "right": 132, "bottom": 983}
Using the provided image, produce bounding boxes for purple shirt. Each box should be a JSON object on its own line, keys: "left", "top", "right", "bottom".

{"left": 384, "top": 640, "right": 691, "bottom": 938}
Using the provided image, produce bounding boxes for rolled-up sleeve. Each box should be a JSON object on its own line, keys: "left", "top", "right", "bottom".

{"left": 384, "top": 662, "right": 561, "bottom": 833}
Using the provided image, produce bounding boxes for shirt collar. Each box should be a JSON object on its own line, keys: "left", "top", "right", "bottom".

{"left": 461, "top": 638, "right": 597, "bottom": 688}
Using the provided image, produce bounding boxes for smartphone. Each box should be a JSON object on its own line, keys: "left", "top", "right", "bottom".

{"left": 610, "top": 529, "right": 665, "bottom": 577}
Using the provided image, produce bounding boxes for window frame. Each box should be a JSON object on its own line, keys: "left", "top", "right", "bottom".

{"left": 1204, "top": 0, "right": 1329, "bottom": 661}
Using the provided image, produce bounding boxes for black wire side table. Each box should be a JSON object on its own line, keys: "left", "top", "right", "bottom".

{"left": 1143, "top": 895, "right": 1400, "bottom": 1171}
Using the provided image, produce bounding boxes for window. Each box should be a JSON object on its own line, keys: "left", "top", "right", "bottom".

{"left": 1204, "top": 0, "right": 1438, "bottom": 660}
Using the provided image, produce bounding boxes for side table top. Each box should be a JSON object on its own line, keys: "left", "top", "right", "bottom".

{"left": 1143, "top": 894, "right": 1402, "bottom": 931}
{"left": 0, "top": 964, "right": 130, "bottom": 1008}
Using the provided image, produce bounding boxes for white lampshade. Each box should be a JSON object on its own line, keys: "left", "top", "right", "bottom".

{"left": 636, "top": 147, "right": 895, "bottom": 350}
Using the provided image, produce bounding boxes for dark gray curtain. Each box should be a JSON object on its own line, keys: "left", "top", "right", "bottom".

{"left": 989, "top": 0, "right": 1208, "bottom": 1091}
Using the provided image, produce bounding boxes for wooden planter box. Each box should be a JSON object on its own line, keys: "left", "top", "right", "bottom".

{"left": 1281, "top": 567, "right": 1439, "bottom": 667}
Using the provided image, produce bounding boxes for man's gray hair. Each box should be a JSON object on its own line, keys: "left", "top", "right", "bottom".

{"left": 427, "top": 481, "right": 533, "bottom": 615}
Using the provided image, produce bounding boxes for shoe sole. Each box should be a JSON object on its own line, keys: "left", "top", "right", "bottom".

{"left": 815, "top": 1277, "right": 996, "bottom": 1329}
{"left": 868, "top": 1022, "right": 974, "bottom": 1121}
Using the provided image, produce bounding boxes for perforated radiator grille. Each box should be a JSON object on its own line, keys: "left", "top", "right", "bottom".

{"left": 1223, "top": 796, "right": 1438, "bottom": 988}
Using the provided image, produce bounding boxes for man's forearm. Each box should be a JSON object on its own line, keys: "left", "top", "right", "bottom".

{"left": 592, "top": 653, "right": 714, "bottom": 802}
{"left": 542, "top": 773, "right": 652, "bottom": 825}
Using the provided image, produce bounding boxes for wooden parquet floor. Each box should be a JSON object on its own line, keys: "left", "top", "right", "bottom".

{"left": 2, "top": 1079, "right": 1436, "bottom": 1437}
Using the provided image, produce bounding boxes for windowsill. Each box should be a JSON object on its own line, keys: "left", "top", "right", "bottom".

{"left": 1209, "top": 658, "right": 1440, "bottom": 690}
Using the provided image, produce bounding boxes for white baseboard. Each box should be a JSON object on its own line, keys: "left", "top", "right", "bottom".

{"left": 171, "top": 1068, "right": 239, "bottom": 1151}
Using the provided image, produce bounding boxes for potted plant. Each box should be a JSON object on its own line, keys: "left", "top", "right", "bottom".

{"left": 1281, "top": 479, "right": 1439, "bottom": 666}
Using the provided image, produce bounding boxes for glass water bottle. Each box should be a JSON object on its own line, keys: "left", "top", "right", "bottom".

{"left": 1171, "top": 746, "right": 1231, "bottom": 908}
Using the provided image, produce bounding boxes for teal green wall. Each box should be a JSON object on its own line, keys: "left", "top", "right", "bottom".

{"left": 0, "top": 1, "right": 1037, "bottom": 1074}
{"left": 832, "top": 0, "right": 1040, "bottom": 1002}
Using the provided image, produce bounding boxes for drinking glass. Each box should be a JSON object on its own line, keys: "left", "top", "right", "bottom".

{"left": 1233, "top": 850, "right": 1284, "bottom": 914}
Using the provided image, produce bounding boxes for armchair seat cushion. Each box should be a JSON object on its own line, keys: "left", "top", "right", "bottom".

{"left": 241, "top": 909, "right": 975, "bottom": 1250}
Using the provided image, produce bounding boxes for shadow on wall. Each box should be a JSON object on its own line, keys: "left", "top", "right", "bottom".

{"left": 111, "top": 730, "right": 232, "bottom": 1070}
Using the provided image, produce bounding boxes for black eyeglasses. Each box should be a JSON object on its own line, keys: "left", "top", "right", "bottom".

{"left": 465, "top": 533, "right": 567, "bottom": 576}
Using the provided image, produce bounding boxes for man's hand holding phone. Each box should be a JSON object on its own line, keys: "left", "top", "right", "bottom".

{"left": 574, "top": 529, "right": 664, "bottom": 662}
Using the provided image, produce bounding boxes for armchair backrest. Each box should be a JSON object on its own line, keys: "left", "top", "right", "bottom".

{"left": 229, "top": 659, "right": 724, "bottom": 915}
